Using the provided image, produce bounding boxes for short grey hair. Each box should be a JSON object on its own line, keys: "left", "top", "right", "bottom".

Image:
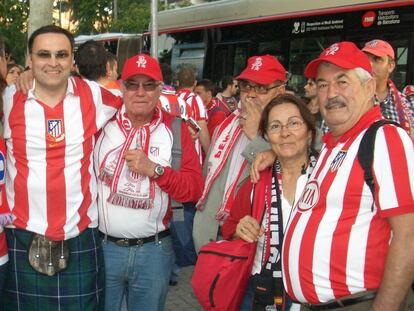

{"left": 318, "top": 62, "right": 372, "bottom": 83}
{"left": 354, "top": 67, "right": 372, "bottom": 83}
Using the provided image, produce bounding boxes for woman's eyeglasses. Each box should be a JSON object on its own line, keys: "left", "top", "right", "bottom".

{"left": 267, "top": 118, "right": 304, "bottom": 133}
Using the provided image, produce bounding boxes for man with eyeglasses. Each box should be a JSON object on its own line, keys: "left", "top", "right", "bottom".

{"left": 95, "top": 53, "right": 203, "bottom": 311}
{"left": 283, "top": 42, "right": 414, "bottom": 311}
{"left": 193, "top": 54, "right": 287, "bottom": 252}
{"left": 1, "top": 25, "right": 123, "bottom": 311}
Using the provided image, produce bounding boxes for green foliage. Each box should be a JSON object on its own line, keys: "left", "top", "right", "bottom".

{"left": 0, "top": 0, "right": 197, "bottom": 64}
{"left": 69, "top": 0, "right": 113, "bottom": 35}
{"left": 110, "top": 0, "right": 150, "bottom": 34}
{"left": 0, "top": 0, "right": 30, "bottom": 64}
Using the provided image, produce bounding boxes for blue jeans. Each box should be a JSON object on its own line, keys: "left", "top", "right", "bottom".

{"left": 102, "top": 235, "right": 174, "bottom": 311}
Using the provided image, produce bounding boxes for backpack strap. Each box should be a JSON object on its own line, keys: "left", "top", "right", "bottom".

{"left": 357, "top": 120, "right": 401, "bottom": 198}
{"left": 171, "top": 117, "right": 182, "bottom": 170}
{"left": 171, "top": 117, "right": 183, "bottom": 208}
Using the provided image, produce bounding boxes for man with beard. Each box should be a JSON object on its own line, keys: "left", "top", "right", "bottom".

{"left": 283, "top": 42, "right": 414, "bottom": 311}
{"left": 362, "top": 39, "right": 414, "bottom": 139}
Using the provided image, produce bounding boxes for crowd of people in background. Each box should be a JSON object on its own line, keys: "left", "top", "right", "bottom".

{"left": 0, "top": 24, "right": 413, "bottom": 311}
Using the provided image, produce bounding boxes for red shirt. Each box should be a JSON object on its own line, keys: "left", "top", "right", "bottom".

{"left": 206, "top": 97, "right": 232, "bottom": 138}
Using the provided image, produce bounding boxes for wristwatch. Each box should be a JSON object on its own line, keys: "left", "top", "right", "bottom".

{"left": 154, "top": 164, "right": 165, "bottom": 178}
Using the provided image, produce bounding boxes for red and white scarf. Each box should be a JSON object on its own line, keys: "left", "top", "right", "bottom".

{"left": 196, "top": 110, "right": 248, "bottom": 220}
{"left": 99, "top": 107, "right": 162, "bottom": 209}
{"left": 388, "top": 79, "right": 414, "bottom": 139}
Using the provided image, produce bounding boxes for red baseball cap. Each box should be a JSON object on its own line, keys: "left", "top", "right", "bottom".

{"left": 236, "top": 55, "right": 287, "bottom": 85}
{"left": 362, "top": 39, "right": 395, "bottom": 60}
{"left": 304, "top": 42, "right": 372, "bottom": 78}
{"left": 403, "top": 85, "right": 414, "bottom": 97}
{"left": 121, "top": 53, "right": 163, "bottom": 82}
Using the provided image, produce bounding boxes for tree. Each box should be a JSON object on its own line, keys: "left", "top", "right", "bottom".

{"left": 69, "top": 0, "right": 113, "bottom": 35}
{"left": 0, "top": 0, "right": 30, "bottom": 64}
{"left": 28, "top": 0, "right": 54, "bottom": 37}
{"left": 110, "top": 0, "right": 150, "bottom": 34}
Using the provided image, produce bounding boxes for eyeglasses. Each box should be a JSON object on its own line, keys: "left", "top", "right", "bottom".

{"left": 239, "top": 80, "right": 284, "bottom": 94}
{"left": 33, "top": 50, "right": 71, "bottom": 60}
{"left": 123, "top": 80, "right": 160, "bottom": 92}
{"left": 267, "top": 118, "right": 305, "bottom": 133}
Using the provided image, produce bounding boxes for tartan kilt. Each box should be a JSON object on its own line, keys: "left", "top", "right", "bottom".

{"left": 2, "top": 227, "right": 105, "bottom": 311}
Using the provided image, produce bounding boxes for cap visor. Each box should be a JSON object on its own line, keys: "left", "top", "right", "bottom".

{"left": 305, "top": 57, "right": 368, "bottom": 78}
{"left": 362, "top": 47, "right": 387, "bottom": 58}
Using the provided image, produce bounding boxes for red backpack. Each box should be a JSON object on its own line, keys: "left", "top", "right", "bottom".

{"left": 192, "top": 183, "right": 265, "bottom": 310}
{"left": 191, "top": 238, "right": 257, "bottom": 310}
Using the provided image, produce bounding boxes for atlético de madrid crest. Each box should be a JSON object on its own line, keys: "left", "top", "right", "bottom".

{"left": 46, "top": 119, "right": 65, "bottom": 146}
{"left": 330, "top": 150, "right": 347, "bottom": 172}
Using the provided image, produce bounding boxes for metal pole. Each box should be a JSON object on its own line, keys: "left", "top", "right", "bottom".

{"left": 150, "top": 0, "right": 158, "bottom": 58}
{"left": 113, "top": 0, "right": 118, "bottom": 22}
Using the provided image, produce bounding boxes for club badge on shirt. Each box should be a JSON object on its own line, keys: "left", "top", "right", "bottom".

{"left": 330, "top": 150, "right": 347, "bottom": 172}
{"left": 46, "top": 119, "right": 65, "bottom": 146}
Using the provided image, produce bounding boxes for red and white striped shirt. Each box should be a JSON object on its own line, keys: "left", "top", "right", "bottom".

{"left": 282, "top": 106, "right": 414, "bottom": 304}
{"left": 159, "top": 93, "right": 190, "bottom": 119}
{"left": 3, "top": 77, "right": 121, "bottom": 241}
{"left": 177, "top": 90, "right": 208, "bottom": 163}
{"left": 177, "top": 90, "right": 207, "bottom": 121}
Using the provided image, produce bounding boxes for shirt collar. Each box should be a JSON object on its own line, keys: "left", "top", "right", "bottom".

{"left": 322, "top": 105, "right": 382, "bottom": 148}
{"left": 27, "top": 77, "right": 75, "bottom": 100}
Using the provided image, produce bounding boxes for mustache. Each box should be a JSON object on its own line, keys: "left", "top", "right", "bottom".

{"left": 325, "top": 97, "right": 346, "bottom": 109}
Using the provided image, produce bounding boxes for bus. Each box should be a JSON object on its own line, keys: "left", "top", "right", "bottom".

{"left": 156, "top": 0, "right": 414, "bottom": 91}
{"left": 74, "top": 33, "right": 143, "bottom": 71}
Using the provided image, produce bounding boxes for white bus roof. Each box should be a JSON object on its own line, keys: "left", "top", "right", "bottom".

{"left": 158, "top": 0, "right": 407, "bottom": 33}
{"left": 74, "top": 33, "right": 141, "bottom": 45}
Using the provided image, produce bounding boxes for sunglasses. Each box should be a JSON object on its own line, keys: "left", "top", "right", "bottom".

{"left": 33, "top": 50, "right": 71, "bottom": 60}
{"left": 123, "top": 80, "right": 160, "bottom": 92}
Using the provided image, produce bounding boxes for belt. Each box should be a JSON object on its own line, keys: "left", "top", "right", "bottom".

{"left": 303, "top": 291, "right": 376, "bottom": 310}
{"left": 100, "top": 229, "right": 170, "bottom": 247}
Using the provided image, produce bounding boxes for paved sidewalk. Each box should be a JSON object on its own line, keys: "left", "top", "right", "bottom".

{"left": 165, "top": 266, "right": 203, "bottom": 310}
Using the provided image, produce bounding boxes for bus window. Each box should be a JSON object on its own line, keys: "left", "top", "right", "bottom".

{"left": 74, "top": 33, "right": 142, "bottom": 71}
{"left": 289, "top": 36, "right": 340, "bottom": 93}
{"left": 210, "top": 42, "right": 249, "bottom": 83}
{"left": 171, "top": 43, "right": 205, "bottom": 79}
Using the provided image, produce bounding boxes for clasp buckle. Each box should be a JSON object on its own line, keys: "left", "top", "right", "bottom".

{"left": 116, "top": 239, "right": 130, "bottom": 247}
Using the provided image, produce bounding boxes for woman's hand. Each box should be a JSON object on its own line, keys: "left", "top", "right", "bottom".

{"left": 250, "top": 150, "right": 277, "bottom": 183}
{"left": 15, "top": 69, "right": 33, "bottom": 93}
{"left": 235, "top": 215, "right": 263, "bottom": 243}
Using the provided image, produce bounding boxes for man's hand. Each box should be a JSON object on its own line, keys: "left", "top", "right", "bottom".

{"left": 235, "top": 215, "right": 263, "bottom": 243}
{"left": 239, "top": 97, "right": 263, "bottom": 140}
{"left": 15, "top": 69, "right": 34, "bottom": 93}
{"left": 187, "top": 125, "right": 200, "bottom": 141}
{"left": 123, "top": 149, "right": 157, "bottom": 178}
{"left": 250, "top": 150, "right": 277, "bottom": 183}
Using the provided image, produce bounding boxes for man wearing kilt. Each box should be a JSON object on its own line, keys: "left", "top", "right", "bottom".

{"left": 1, "top": 25, "right": 122, "bottom": 310}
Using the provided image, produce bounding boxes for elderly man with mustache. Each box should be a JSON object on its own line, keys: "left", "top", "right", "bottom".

{"left": 282, "top": 42, "right": 414, "bottom": 311}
